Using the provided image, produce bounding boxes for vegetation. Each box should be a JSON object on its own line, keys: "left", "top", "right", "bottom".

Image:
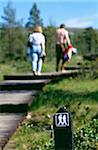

{"left": 0, "top": 1, "right": 98, "bottom": 64}
{"left": 0, "top": 1, "right": 98, "bottom": 150}
{"left": 26, "top": 2, "right": 43, "bottom": 28}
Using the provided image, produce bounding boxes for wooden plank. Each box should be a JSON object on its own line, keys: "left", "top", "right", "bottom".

{"left": 0, "top": 79, "right": 50, "bottom": 91}
{"left": 0, "top": 113, "right": 25, "bottom": 149}
{"left": 0, "top": 104, "right": 28, "bottom": 113}
{"left": 0, "top": 90, "right": 37, "bottom": 105}
{"left": 0, "top": 90, "right": 38, "bottom": 113}
{"left": 3, "top": 70, "right": 80, "bottom": 81}
{"left": 1, "top": 79, "right": 50, "bottom": 84}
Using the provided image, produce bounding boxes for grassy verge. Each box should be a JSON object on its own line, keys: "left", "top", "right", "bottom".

{"left": 0, "top": 55, "right": 79, "bottom": 81}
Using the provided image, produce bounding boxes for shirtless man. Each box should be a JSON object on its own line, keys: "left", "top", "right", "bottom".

{"left": 56, "top": 24, "right": 71, "bottom": 72}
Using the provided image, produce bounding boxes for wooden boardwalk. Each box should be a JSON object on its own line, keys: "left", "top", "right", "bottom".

{"left": 0, "top": 113, "right": 25, "bottom": 150}
{"left": 0, "top": 70, "right": 80, "bottom": 149}
{"left": 0, "top": 90, "right": 37, "bottom": 105}
{"left": 0, "top": 89, "right": 39, "bottom": 150}
{"left": 3, "top": 70, "right": 79, "bottom": 80}
{"left": 0, "top": 79, "right": 50, "bottom": 91}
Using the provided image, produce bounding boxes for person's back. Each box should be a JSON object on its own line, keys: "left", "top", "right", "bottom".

{"left": 56, "top": 28, "right": 68, "bottom": 45}
{"left": 55, "top": 24, "right": 71, "bottom": 72}
{"left": 29, "top": 32, "right": 45, "bottom": 46}
{"left": 27, "top": 26, "right": 46, "bottom": 76}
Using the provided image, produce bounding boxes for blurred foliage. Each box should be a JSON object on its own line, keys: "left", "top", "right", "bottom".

{"left": 0, "top": 2, "right": 98, "bottom": 66}
{"left": 74, "top": 119, "right": 98, "bottom": 150}
{"left": 38, "top": 119, "right": 98, "bottom": 150}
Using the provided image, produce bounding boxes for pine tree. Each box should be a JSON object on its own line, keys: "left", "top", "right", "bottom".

{"left": 26, "top": 2, "right": 43, "bottom": 28}
{"left": 1, "top": 1, "right": 26, "bottom": 61}
{"left": 1, "top": 1, "right": 17, "bottom": 58}
{"left": 1, "top": 1, "right": 17, "bottom": 28}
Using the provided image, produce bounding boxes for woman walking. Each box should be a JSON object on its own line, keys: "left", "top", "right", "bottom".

{"left": 28, "top": 26, "right": 46, "bottom": 75}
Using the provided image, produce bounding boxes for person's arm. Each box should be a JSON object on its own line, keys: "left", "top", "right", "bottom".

{"left": 41, "top": 34, "right": 46, "bottom": 56}
{"left": 65, "top": 30, "right": 71, "bottom": 46}
{"left": 28, "top": 33, "right": 33, "bottom": 48}
{"left": 42, "top": 44, "right": 46, "bottom": 56}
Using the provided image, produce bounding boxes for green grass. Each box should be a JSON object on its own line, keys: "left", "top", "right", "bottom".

{"left": 4, "top": 78, "right": 98, "bottom": 150}
{"left": 31, "top": 78, "right": 98, "bottom": 128}
{"left": 0, "top": 63, "right": 17, "bottom": 80}
{"left": 0, "top": 54, "right": 79, "bottom": 81}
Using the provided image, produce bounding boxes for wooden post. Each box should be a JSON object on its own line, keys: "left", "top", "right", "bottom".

{"left": 53, "top": 107, "right": 74, "bottom": 150}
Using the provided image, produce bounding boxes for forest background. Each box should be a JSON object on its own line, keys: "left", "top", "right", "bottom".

{"left": 0, "top": 1, "right": 98, "bottom": 75}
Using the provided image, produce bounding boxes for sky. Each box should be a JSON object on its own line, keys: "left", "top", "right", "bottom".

{"left": 0, "top": 0, "right": 98, "bottom": 29}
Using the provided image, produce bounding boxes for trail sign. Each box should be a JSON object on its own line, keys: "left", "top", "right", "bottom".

{"left": 53, "top": 107, "right": 74, "bottom": 150}
{"left": 55, "top": 113, "right": 69, "bottom": 127}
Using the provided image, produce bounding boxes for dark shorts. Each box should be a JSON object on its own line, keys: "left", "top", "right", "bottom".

{"left": 56, "top": 44, "right": 63, "bottom": 59}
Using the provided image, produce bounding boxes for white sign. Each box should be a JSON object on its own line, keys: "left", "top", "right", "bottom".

{"left": 55, "top": 113, "right": 69, "bottom": 127}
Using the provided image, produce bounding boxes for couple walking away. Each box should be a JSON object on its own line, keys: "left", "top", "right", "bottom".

{"left": 27, "top": 24, "right": 77, "bottom": 75}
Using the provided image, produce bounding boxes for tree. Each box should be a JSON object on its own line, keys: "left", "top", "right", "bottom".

{"left": 2, "top": 1, "right": 16, "bottom": 27}
{"left": 0, "top": 1, "right": 27, "bottom": 62}
{"left": 83, "top": 27, "right": 98, "bottom": 54}
{"left": 25, "top": 2, "right": 43, "bottom": 28}
{"left": 1, "top": 1, "right": 17, "bottom": 58}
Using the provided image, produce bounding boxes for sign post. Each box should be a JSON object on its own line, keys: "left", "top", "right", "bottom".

{"left": 53, "top": 107, "right": 74, "bottom": 150}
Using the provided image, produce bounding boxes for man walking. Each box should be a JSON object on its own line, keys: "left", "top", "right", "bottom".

{"left": 56, "top": 24, "right": 71, "bottom": 72}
